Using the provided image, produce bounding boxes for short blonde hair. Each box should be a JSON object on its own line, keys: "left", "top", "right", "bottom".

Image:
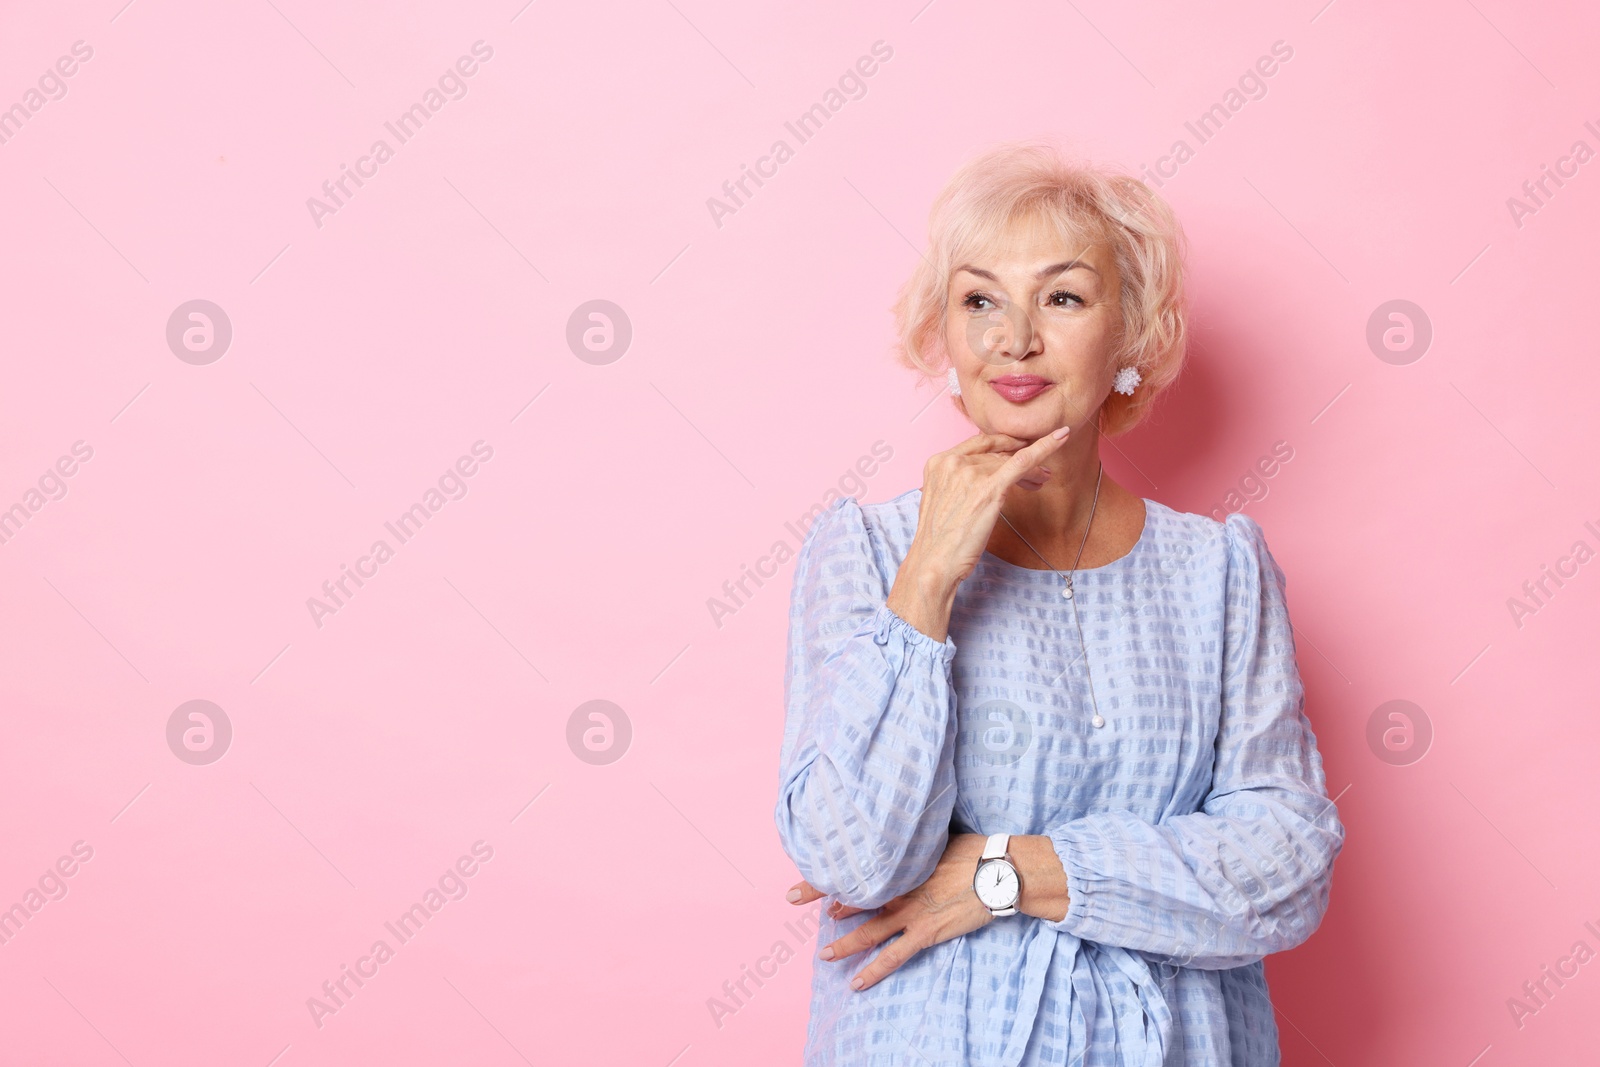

{"left": 892, "top": 140, "right": 1189, "bottom": 437}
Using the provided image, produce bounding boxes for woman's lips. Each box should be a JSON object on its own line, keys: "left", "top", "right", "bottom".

{"left": 988, "top": 375, "right": 1052, "bottom": 403}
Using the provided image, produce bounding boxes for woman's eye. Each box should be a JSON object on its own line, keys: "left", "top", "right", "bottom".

{"left": 962, "top": 290, "right": 1079, "bottom": 310}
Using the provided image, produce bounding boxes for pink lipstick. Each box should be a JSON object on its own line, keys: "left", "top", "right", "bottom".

{"left": 988, "top": 374, "right": 1052, "bottom": 403}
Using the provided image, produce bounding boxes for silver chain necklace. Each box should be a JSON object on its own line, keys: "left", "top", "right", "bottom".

{"left": 995, "top": 461, "right": 1107, "bottom": 728}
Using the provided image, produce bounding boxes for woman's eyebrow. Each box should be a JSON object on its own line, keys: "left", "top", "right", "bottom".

{"left": 953, "top": 261, "right": 1100, "bottom": 281}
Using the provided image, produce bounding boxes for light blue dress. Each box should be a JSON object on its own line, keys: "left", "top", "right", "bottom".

{"left": 775, "top": 488, "right": 1345, "bottom": 1066}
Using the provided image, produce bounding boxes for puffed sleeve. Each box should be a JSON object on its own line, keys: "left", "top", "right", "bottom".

{"left": 774, "top": 495, "right": 962, "bottom": 910}
{"left": 1039, "top": 512, "right": 1345, "bottom": 969}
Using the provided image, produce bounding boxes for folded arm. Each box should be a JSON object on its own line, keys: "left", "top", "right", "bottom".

{"left": 773, "top": 497, "right": 962, "bottom": 911}
{"left": 1036, "top": 513, "right": 1346, "bottom": 969}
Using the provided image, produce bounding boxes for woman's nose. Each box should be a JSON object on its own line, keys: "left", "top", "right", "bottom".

{"left": 970, "top": 304, "right": 1037, "bottom": 365}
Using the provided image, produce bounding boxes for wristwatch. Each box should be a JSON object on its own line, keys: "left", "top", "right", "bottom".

{"left": 972, "top": 833, "right": 1020, "bottom": 917}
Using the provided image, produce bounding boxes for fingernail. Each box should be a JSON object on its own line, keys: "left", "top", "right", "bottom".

{"left": 786, "top": 888, "right": 802, "bottom": 903}
{"left": 1039, "top": 466, "right": 1051, "bottom": 474}
{"left": 819, "top": 946, "right": 836, "bottom": 961}
{"left": 1051, "top": 426, "right": 1070, "bottom": 440}
{"left": 850, "top": 976, "right": 865, "bottom": 990}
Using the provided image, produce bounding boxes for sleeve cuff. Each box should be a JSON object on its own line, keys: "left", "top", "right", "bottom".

{"left": 855, "top": 602, "right": 957, "bottom": 664}
{"left": 1039, "top": 821, "right": 1116, "bottom": 938}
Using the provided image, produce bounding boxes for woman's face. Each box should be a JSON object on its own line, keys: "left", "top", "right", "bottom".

{"left": 942, "top": 214, "right": 1124, "bottom": 441}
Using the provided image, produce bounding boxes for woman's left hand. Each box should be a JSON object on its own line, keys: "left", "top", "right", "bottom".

{"left": 785, "top": 833, "right": 993, "bottom": 991}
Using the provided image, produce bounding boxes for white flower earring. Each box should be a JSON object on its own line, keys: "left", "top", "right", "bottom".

{"left": 947, "top": 366, "right": 962, "bottom": 396}
{"left": 1112, "top": 366, "right": 1142, "bottom": 395}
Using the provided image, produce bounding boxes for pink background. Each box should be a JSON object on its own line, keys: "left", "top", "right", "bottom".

{"left": 2, "top": 0, "right": 1598, "bottom": 1063}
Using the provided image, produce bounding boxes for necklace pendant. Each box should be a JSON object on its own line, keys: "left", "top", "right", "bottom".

{"left": 1091, "top": 714, "right": 1105, "bottom": 728}
{"left": 1062, "top": 578, "right": 1073, "bottom": 600}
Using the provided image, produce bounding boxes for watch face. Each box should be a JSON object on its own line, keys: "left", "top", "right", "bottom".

{"left": 974, "top": 859, "right": 1019, "bottom": 909}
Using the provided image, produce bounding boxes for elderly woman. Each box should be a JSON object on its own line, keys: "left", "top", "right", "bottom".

{"left": 774, "top": 141, "right": 1344, "bottom": 1066}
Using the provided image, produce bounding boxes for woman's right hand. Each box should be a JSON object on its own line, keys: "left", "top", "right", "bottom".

{"left": 885, "top": 425, "right": 1069, "bottom": 642}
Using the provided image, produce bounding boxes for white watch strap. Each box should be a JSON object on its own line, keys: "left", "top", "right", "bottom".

{"left": 982, "top": 832, "right": 1010, "bottom": 860}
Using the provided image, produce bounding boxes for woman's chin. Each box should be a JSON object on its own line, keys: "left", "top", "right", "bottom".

{"left": 978, "top": 414, "right": 1061, "bottom": 442}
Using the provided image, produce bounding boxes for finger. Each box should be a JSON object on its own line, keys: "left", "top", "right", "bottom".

{"left": 1016, "top": 464, "right": 1051, "bottom": 488}
{"left": 820, "top": 911, "right": 904, "bottom": 962}
{"left": 787, "top": 880, "right": 825, "bottom": 905}
{"left": 997, "top": 426, "right": 1071, "bottom": 483}
{"left": 827, "top": 899, "right": 864, "bottom": 920}
{"left": 946, "top": 432, "right": 1035, "bottom": 457}
{"left": 849, "top": 934, "right": 922, "bottom": 991}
